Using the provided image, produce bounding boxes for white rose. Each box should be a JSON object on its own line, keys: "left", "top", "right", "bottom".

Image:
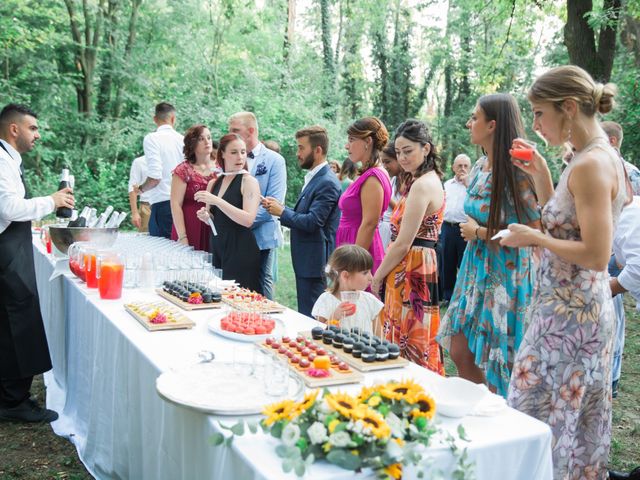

{"left": 307, "top": 421, "right": 329, "bottom": 445}
{"left": 282, "top": 423, "right": 301, "bottom": 447}
{"left": 329, "top": 431, "right": 353, "bottom": 448}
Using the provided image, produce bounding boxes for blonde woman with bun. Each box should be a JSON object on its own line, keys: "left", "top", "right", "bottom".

{"left": 500, "top": 65, "right": 630, "bottom": 479}
{"left": 336, "top": 117, "right": 392, "bottom": 274}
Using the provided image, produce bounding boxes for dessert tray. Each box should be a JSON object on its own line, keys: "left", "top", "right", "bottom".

{"left": 156, "top": 281, "right": 223, "bottom": 311}
{"left": 221, "top": 287, "right": 285, "bottom": 314}
{"left": 259, "top": 335, "right": 364, "bottom": 388}
{"left": 124, "top": 300, "right": 196, "bottom": 331}
{"left": 207, "top": 312, "right": 285, "bottom": 343}
{"left": 156, "top": 361, "right": 304, "bottom": 415}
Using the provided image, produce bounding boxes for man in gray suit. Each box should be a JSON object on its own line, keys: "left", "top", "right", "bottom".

{"left": 263, "top": 126, "right": 340, "bottom": 316}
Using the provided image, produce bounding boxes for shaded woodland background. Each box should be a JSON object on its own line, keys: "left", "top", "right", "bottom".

{"left": 1, "top": 0, "right": 639, "bottom": 225}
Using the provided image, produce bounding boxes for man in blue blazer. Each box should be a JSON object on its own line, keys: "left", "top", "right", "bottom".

{"left": 263, "top": 126, "right": 341, "bottom": 317}
{"left": 229, "top": 112, "right": 286, "bottom": 299}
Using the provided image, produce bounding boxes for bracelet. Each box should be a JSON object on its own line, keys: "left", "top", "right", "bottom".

{"left": 475, "top": 226, "right": 481, "bottom": 240}
{"left": 138, "top": 184, "right": 144, "bottom": 194}
{"left": 178, "top": 234, "right": 187, "bottom": 241}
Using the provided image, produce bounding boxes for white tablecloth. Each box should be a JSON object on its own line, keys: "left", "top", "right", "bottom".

{"left": 33, "top": 238, "right": 553, "bottom": 480}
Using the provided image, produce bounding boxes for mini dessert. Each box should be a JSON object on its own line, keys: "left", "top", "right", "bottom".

{"left": 219, "top": 312, "right": 276, "bottom": 335}
{"left": 301, "top": 348, "right": 311, "bottom": 357}
{"left": 337, "top": 361, "right": 350, "bottom": 371}
{"left": 361, "top": 345, "right": 376, "bottom": 363}
{"left": 352, "top": 341, "right": 364, "bottom": 358}
{"left": 387, "top": 344, "right": 400, "bottom": 360}
{"left": 322, "top": 330, "right": 334, "bottom": 345}
{"left": 307, "top": 368, "right": 330, "bottom": 378}
{"left": 285, "top": 350, "right": 294, "bottom": 359}
{"left": 316, "top": 347, "right": 327, "bottom": 356}
{"left": 290, "top": 355, "right": 300, "bottom": 364}
{"left": 343, "top": 336, "right": 354, "bottom": 353}
{"left": 328, "top": 325, "right": 340, "bottom": 333}
{"left": 332, "top": 333, "right": 345, "bottom": 349}
{"left": 278, "top": 346, "right": 287, "bottom": 355}
{"left": 296, "top": 335, "right": 305, "bottom": 343}
{"left": 265, "top": 337, "right": 274, "bottom": 346}
{"left": 299, "top": 358, "right": 311, "bottom": 369}
{"left": 313, "top": 356, "right": 331, "bottom": 370}
{"left": 307, "top": 353, "right": 317, "bottom": 362}
{"left": 288, "top": 340, "right": 297, "bottom": 348}
{"left": 282, "top": 336, "right": 291, "bottom": 344}
{"left": 271, "top": 341, "right": 280, "bottom": 349}
{"left": 350, "top": 327, "right": 362, "bottom": 336}
{"left": 375, "top": 345, "right": 389, "bottom": 361}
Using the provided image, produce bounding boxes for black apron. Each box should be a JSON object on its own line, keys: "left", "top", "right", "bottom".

{"left": 0, "top": 142, "right": 52, "bottom": 379}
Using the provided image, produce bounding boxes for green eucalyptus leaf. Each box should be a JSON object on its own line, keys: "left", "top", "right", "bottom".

{"left": 209, "top": 433, "right": 225, "bottom": 446}
{"left": 326, "top": 449, "right": 362, "bottom": 471}
{"left": 231, "top": 421, "right": 245, "bottom": 436}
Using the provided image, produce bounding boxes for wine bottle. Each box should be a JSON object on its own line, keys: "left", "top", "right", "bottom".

{"left": 68, "top": 206, "right": 90, "bottom": 227}
{"left": 56, "top": 168, "right": 73, "bottom": 218}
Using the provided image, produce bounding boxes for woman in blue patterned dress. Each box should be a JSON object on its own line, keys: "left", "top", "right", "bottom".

{"left": 501, "top": 66, "right": 629, "bottom": 479}
{"left": 437, "top": 93, "right": 541, "bottom": 397}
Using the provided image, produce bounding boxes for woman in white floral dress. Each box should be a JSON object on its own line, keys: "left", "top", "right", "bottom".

{"left": 500, "top": 65, "right": 630, "bottom": 479}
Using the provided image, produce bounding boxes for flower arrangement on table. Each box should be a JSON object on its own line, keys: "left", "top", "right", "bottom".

{"left": 211, "top": 379, "right": 474, "bottom": 479}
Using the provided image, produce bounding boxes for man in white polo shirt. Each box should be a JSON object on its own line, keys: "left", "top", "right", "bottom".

{"left": 439, "top": 154, "right": 471, "bottom": 303}
{"left": 135, "top": 102, "right": 183, "bottom": 238}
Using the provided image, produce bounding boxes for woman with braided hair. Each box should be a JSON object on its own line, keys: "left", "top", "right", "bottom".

{"left": 336, "top": 117, "right": 392, "bottom": 274}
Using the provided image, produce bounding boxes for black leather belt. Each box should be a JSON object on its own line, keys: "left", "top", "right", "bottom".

{"left": 412, "top": 238, "right": 437, "bottom": 249}
{"left": 443, "top": 221, "right": 461, "bottom": 227}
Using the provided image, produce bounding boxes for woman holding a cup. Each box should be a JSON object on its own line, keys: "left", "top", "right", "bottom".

{"left": 437, "top": 93, "right": 541, "bottom": 397}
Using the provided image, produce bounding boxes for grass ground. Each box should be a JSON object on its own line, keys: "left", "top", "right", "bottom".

{"left": 1, "top": 245, "right": 637, "bottom": 478}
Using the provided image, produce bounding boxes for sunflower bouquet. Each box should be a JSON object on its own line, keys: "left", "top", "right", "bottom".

{"left": 247, "top": 379, "right": 473, "bottom": 479}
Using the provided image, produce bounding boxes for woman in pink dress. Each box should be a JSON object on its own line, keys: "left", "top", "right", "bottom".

{"left": 170, "top": 124, "right": 218, "bottom": 251}
{"left": 336, "top": 117, "right": 392, "bottom": 274}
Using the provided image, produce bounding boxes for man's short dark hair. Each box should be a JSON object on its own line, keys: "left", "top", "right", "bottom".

{"left": 295, "top": 125, "right": 329, "bottom": 155}
{"left": 154, "top": 102, "right": 176, "bottom": 121}
{"left": 0, "top": 103, "right": 38, "bottom": 127}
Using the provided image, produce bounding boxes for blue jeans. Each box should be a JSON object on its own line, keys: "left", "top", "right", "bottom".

{"left": 149, "top": 200, "right": 172, "bottom": 239}
{"left": 259, "top": 249, "right": 275, "bottom": 300}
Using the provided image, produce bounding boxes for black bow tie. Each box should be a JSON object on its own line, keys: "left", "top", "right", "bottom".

{"left": 247, "top": 151, "right": 255, "bottom": 159}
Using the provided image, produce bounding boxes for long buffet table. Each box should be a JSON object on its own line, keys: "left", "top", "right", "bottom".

{"left": 33, "top": 238, "right": 553, "bottom": 480}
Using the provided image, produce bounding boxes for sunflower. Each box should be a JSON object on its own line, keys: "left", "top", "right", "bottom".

{"left": 383, "top": 463, "right": 402, "bottom": 479}
{"left": 357, "top": 385, "right": 377, "bottom": 403}
{"left": 409, "top": 392, "right": 436, "bottom": 420}
{"left": 296, "top": 390, "right": 319, "bottom": 415}
{"left": 262, "top": 399, "right": 297, "bottom": 426}
{"left": 325, "top": 392, "right": 359, "bottom": 419}
{"left": 354, "top": 406, "right": 391, "bottom": 439}
{"left": 379, "top": 379, "right": 423, "bottom": 401}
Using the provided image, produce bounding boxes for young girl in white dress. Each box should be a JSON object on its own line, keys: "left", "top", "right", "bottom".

{"left": 311, "top": 245, "right": 384, "bottom": 333}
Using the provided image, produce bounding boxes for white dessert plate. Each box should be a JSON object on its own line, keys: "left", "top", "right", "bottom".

{"left": 156, "top": 361, "right": 303, "bottom": 415}
{"left": 207, "top": 314, "right": 285, "bottom": 343}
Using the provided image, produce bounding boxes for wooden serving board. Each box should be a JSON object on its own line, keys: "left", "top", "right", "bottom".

{"left": 124, "top": 302, "right": 196, "bottom": 331}
{"left": 258, "top": 343, "right": 364, "bottom": 388}
{"left": 156, "top": 289, "right": 223, "bottom": 311}
{"left": 301, "top": 332, "right": 410, "bottom": 372}
{"left": 221, "top": 297, "right": 285, "bottom": 314}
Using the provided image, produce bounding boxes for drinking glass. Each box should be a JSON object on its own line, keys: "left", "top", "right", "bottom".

{"left": 510, "top": 139, "right": 537, "bottom": 164}
{"left": 264, "top": 356, "right": 289, "bottom": 397}
{"left": 340, "top": 291, "right": 360, "bottom": 329}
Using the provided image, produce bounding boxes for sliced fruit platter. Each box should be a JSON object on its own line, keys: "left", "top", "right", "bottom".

{"left": 259, "top": 334, "right": 364, "bottom": 387}
{"left": 304, "top": 325, "right": 409, "bottom": 372}
{"left": 156, "top": 280, "right": 222, "bottom": 310}
{"left": 125, "top": 300, "right": 195, "bottom": 331}
{"left": 221, "top": 287, "right": 285, "bottom": 314}
{"left": 207, "top": 311, "right": 284, "bottom": 343}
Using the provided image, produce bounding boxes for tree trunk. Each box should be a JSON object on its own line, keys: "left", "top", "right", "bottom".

{"left": 621, "top": 13, "right": 640, "bottom": 67}
{"left": 282, "top": 0, "right": 296, "bottom": 69}
{"left": 97, "top": 0, "right": 119, "bottom": 119}
{"left": 113, "top": 0, "right": 142, "bottom": 118}
{"left": 63, "top": 0, "right": 106, "bottom": 115}
{"left": 564, "top": 0, "right": 621, "bottom": 82}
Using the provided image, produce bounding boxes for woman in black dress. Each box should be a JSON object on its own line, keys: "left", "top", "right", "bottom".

{"left": 194, "top": 133, "right": 262, "bottom": 293}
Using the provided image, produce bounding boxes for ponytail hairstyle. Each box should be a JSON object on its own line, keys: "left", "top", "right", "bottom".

{"left": 324, "top": 245, "right": 374, "bottom": 295}
{"left": 477, "top": 93, "right": 536, "bottom": 240}
{"left": 346, "top": 117, "right": 389, "bottom": 174}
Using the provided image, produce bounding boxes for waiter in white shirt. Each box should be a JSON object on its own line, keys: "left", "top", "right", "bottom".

{"left": 128, "top": 155, "right": 151, "bottom": 232}
{"left": 440, "top": 154, "right": 471, "bottom": 303}
{"left": 134, "top": 102, "right": 184, "bottom": 238}
{"left": 0, "top": 104, "right": 73, "bottom": 423}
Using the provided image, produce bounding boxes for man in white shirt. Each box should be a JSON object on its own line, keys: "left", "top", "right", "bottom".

{"left": 134, "top": 102, "right": 184, "bottom": 238}
{"left": 229, "top": 112, "right": 286, "bottom": 299}
{"left": 0, "top": 103, "right": 73, "bottom": 423}
{"left": 609, "top": 196, "right": 640, "bottom": 398}
{"left": 128, "top": 155, "right": 151, "bottom": 232}
{"left": 262, "top": 126, "right": 341, "bottom": 316}
{"left": 439, "top": 154, "right": 471, "bottom": 303}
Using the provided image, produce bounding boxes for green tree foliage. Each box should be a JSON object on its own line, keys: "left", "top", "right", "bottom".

{"left": 1, "top": 0, "right": 638, "bottom": 227}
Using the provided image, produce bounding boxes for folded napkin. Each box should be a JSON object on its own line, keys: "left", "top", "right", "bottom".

{"left": 470, "top": 385, "right": 507, "bottom": 416}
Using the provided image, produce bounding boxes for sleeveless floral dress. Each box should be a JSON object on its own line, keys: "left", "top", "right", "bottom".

{"left": 378, "top": 189, "right": 445, "bottom": 374}
{"left": 507, "top": 139, "right": 628, "bottom": 479}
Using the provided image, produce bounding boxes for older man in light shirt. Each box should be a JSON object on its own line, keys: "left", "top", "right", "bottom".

{"left": 439, "top": 154, "right": 471, "bottom": 303}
